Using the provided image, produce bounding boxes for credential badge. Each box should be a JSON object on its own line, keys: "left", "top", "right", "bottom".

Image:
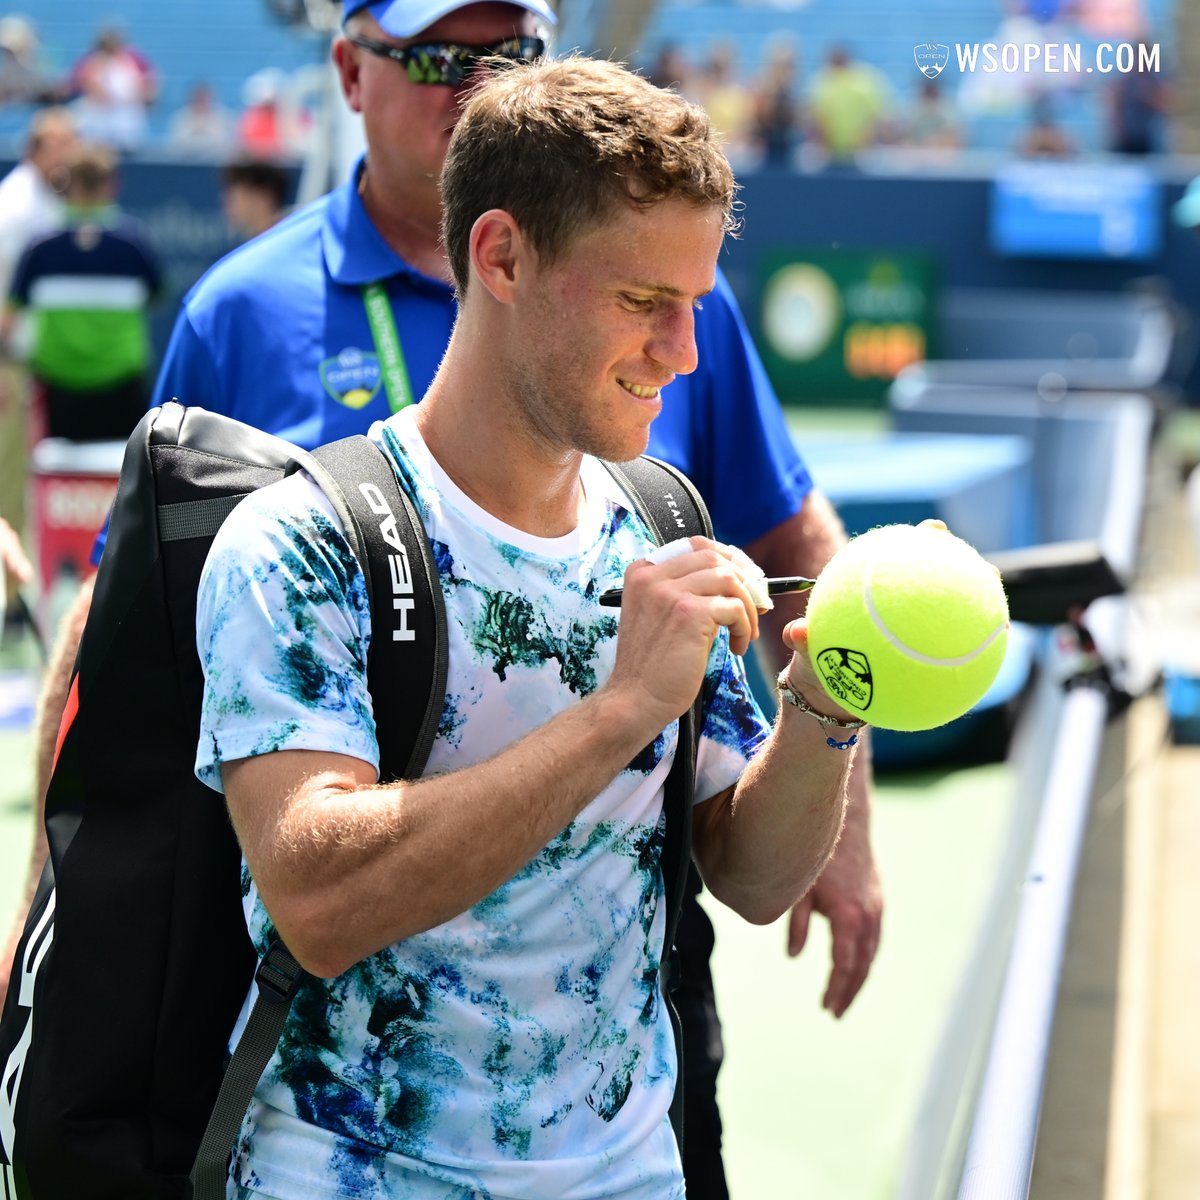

{"left": 319, "top": 347, "right": 383, "bottom": 410}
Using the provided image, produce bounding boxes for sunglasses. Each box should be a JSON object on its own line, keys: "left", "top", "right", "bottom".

{"left": 345, "top": 33, "right": 546, "bottom": 86}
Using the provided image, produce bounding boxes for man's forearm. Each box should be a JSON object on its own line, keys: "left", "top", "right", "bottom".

{"left": 694, "top": 697, "right": 854, "bottom": 924}
{"left": 837, "top": 728, "right": 873, "bottom": 861}
{"left": 225, "top": 683, "right": 684, "bottom": 978}
{"left": 691, "top": 491, "right": 870, "bottom": 924}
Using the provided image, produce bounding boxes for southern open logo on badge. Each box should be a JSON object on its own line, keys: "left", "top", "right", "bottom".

{"left": 814, "top": 647, "right": 873, "bottom": 712}
{"left": 914, "top": 42, "right": 949, "bottom": 78}
{"left": 320, "top": 347, "right": 382, "bottom": 409}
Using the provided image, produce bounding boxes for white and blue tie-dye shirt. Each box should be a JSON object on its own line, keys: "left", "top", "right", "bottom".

{"left": 196, "top": 408, "right": 770, "bottom": 1200}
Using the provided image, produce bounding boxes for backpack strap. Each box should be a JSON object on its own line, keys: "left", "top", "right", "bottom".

{"left": 189, "top": 435, "right": 447, "bottom": 1200}
{"left": 188, "top": 942, "right": 306, "bottom": 1200}
{"left": 600, "top": 453, "right": 713, "bottom": 1150}
{"left": 307, "top": 435, "right": 448, "bottom": 782}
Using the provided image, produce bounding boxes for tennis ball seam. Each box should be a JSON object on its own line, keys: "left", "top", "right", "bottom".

{"left": 865, "top": 577, "right": 1006, "bottom": 667}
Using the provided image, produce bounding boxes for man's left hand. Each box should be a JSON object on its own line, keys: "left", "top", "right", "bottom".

{"left": 786, "top": 808, "right": 882, "bottom": 1018}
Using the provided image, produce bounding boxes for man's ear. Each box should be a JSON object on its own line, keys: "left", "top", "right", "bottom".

{"left": 332, "top": 37, "right": 364, "bottom": 112}
{"left": 469, "top": 209, "right": 525, "bottom": 304}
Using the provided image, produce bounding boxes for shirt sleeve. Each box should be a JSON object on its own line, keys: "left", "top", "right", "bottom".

{"left": 195, "top": 472, "right": 379, "bottom": 792}
{"left": 8, "top": 241, "right": 34, "bottom": 308}
{"left": 693, "top": 633, "right": 771, "bottom": 804}
{"left": 151, "top": 306, "right": 226, "bottom": 412}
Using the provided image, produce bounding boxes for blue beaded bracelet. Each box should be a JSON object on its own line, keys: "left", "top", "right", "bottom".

{"left": 776, "top": 673, "right": 866, "bottom": 751}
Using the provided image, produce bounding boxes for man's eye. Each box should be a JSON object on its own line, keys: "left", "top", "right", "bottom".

{"left": 621, "top": 294, "right": 654, "bottom": 311}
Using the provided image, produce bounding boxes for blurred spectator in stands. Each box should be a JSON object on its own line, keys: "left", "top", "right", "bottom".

{"left": 807, "top": 44, "right": 892, "bottom": 166}
{"left": 903, "top": 78, "right": 963, "bottom": 154}
{"left": 68, "top": 25, "right": 158, "bottom": 153}
{"left": 0, "top": 15, "right": 65, "bottom": 106}
{"left": 1026, "top": 0, "right": 1070, "bottom": 21}
{"left": 646, "top": 41, "right": 696, "bottom": 95}
{"left": 959, "top": 2, "right": 1065, "bottom": 116}
{"left": 694, "top": 41, "right": 755, "bottom": 164}
{"left": 1105, "top": 38, "right": 1172, "bottom": 155}
{"left": 238, "top": 68, "right": 288, "bottom": 156}
{"left": 1016, "top": 91, "right": 1077, "bottom": 158}
{"left": 220, "top": 158, "right": 291, "bottom": 241}
{"left": 168, "top": 82, "right": 237, "bottom": 159}
{"left": 0, "top": 107, "right": 76, "bottom": 552}
{"left": 237, "top": 67, "right": 313, "bottom": 159}
{"left": 0, "top": 107, "right": 75, "bottom": 350}
{"left": 750, "top": 40, "right": 802, "bottom": 168}
{"left": 1076, "top": 0, "right": 1146, "bottom": 38}
{"left": 1, "top": 143, "right": 162, "bottom": 443}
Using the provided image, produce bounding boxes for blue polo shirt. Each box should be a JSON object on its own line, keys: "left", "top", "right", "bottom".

{"left": 97, "top": 161, "right": 810, "bottom": 559}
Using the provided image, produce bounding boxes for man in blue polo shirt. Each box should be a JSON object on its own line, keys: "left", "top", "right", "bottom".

{"left": 8, "top": 2, "right": 882, "bottom": 1193}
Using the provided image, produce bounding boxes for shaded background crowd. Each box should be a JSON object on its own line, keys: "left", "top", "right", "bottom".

{"left": 0, "top": 0, "right": 1177, "bottom": 165}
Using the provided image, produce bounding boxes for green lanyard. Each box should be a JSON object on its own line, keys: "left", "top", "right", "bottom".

{"left": 362, "top": 282, "right": 414, "bottom": 413}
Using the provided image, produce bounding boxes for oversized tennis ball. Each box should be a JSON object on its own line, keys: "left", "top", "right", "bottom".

{"left": 805, "top": 524, "right": 1009, "bottom": 732}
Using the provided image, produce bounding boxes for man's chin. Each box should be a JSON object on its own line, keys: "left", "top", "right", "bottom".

{"left": 606, "top": 426, "right": 653, "bottom": 465}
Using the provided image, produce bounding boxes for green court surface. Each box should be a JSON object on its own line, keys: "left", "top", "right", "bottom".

{"left": 708, "top": 760, "right": 1014, "bottom": 1198}
{"left": 0, "top": 621, "right": 1014, "bottom": 1198}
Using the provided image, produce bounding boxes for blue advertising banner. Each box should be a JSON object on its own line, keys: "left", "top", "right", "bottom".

{"left": 990, "top": 161, "right": 1161, "bottom": 260}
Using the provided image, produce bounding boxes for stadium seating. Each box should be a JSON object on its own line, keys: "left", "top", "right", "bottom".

{"left": 0, "top": 0, "right": 327, "bottom": 150}
{"left": 624, "top": 0, "right": 1176, "bottom": 155}
{"left": 2, "top": 0, "right": 1177, "bottom": 157}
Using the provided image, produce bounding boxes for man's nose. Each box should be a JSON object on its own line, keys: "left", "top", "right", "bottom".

{"left": 648, "top": 305, "right": 698, "bottom": 377}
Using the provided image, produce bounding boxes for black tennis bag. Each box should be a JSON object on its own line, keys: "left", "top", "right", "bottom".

{"left": 0, "top": 401, "right": 710, "bottom": 1199}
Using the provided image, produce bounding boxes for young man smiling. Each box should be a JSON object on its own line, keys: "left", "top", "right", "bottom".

{"left": 4, "top": 5, "right": 883, "bottom": 1196}
{"left": 198, "top": 55, "right": 859, "bottom": 1199}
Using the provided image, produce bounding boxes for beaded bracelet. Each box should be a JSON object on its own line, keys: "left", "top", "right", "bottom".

{"left": 776, "top": 672, "right": 867, "bottom": 751}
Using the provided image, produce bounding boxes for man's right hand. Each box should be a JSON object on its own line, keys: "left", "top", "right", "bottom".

{"left": 605, "top": 537, "right": 760, "bottom": 732}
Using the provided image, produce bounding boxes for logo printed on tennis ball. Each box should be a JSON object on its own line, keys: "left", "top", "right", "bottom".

{"left": 814, "top": 647, "right": 873, "bottom": 710}
{"left": 806, "top": 524, "right": 1009, "bottom": 732}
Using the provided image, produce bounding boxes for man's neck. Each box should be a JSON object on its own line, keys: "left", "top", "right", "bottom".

{"left": 414, "top": 351, "right": 588, "bottom": 540}
{"left": 359, "top": 165, "right": 451, "bottom": 284}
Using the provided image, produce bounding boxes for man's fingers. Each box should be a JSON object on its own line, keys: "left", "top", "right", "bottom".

{"left": 822, "top": 916, "right": 878, "bottom": 1018}
{"left": 786, "top": 894, "right": 814, "bottom": 958}
{"left": 699, "top": 593, "right": 757, "bottom": 657}
{"left": 625, "top": 544, "right": 760, "bottom": 651}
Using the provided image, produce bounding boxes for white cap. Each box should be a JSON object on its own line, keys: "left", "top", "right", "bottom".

{"left": 343, "top": 0, "right": 556, "bottom": 39}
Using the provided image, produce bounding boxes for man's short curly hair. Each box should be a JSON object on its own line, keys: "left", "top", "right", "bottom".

{"left": 440, "top": 54, "right": 739, "bottom": 296}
